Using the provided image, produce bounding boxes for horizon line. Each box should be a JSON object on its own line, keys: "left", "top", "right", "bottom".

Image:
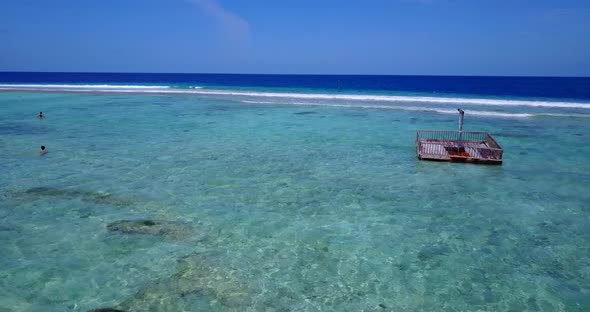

{"left": 0, "top": 71, "right": 588, "bottom": 79}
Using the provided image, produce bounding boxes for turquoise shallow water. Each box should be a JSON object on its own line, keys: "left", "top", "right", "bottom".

{"left": 1, "top": 91, "right": 590, "bottom": 311}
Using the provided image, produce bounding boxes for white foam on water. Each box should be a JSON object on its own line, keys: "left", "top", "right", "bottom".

{"left": 200, "top": 90, "right": 590, "bottom": 109}
{"left": 538, "top": 113, "right": 590, "bottom": 118}
{"left": 240, "top": 100, "right": 535, "bottom": 118}
{"left": 1, "top": 84, "right": 588, "bottom": 109}
{"left": 0, "top": 84, "right": 172, "bottom": 89}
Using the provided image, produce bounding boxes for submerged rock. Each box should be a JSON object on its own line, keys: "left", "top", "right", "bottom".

{"left": 0, "top": 225, "right": 19, "bottom": 233}
{"left": 417, "top": 244, "right": 451, "bottom": 262}
{"left": 106, "top": 220, "right": 193, "bottom": 239}
{"left": 175, "top": 253, "right": 252, "bottom": 307}
{"left": 117, "top": 253, "right": 253, "bottom": 311}
{"left": 0, "top": 123, "right": 50, "bottom": 135}
{"left": 89, "top": 309, "right": 126, "bottom": 312}
{"left": 24, "top": 186, "right": 136, "bottom": 207}
{"left": 25, "top": 187, "right": 68, "bottom": 196}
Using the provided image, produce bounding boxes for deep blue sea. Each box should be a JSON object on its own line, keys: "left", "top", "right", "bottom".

{"left": 1, "top": 72, "right": 589, "bottom": 311}
{"left": 2, "top": 72, "right": 590, "bottom": 100}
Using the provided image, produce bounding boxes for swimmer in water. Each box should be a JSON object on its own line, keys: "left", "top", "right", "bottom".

{"left": 39, "top": 146, "right": 47, "bottom": 155}
{"left": 38, "top": 112, "right": 44, "bottom": 119}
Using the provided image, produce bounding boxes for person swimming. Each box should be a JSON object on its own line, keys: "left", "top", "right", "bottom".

{"left": 39, "top": 146, "right": 47, "bottom": 155}
{"left": 38, "top": 112, "right": 44, "bottom": 119}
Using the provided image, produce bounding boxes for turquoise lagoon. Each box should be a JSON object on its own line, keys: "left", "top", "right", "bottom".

{"left": 0, "top": 88, "right": 589, "bottom": 311}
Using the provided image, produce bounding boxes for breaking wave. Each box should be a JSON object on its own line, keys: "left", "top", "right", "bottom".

{"left": 239, "top": 100, "right": 590, "bottom": 119}
{"left": 1, "top": 83, "right": 589, "bottom": 112}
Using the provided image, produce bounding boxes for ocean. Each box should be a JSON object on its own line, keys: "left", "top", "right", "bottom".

{"left": 0, "top": 72, "right": 589, "bottom": 311}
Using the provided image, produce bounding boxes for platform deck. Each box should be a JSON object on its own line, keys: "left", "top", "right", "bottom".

{"left": 416, "top": 130, "right": 503, "bottom": 165}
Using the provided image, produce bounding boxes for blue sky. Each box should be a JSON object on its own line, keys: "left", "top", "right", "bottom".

{"left": 0, "top": 0, "right": 589, "bottom": 76}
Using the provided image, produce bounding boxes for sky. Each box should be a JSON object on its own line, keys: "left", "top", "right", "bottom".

{"left": 0, "top": 0, "right": 589, "bottom": 76}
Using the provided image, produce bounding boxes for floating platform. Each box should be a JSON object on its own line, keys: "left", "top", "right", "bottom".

{"left": 416, "top": 130, "right": 503, "bottom": 165}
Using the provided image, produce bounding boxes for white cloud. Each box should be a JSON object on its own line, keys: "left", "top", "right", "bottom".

{"left": 190, "top": 0, "right": 250, "bottom": 41}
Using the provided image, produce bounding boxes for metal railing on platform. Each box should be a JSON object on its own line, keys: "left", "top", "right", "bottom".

{"left": 416, "top": 130, "right": 503, "bottom": 162}
{"left": 417, "top": 130, "right": 489, "bottom": 142}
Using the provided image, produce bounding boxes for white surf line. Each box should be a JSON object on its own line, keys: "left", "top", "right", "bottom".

{"left": 239, "top": 100, "right": 534, "bottom": 118}
{"left": 194, "top": 90, "right": 590, "bottom": 109}
{"left": 1, "top": 84, "right": 588, "bottom": 109}
{"left": 0, "top": 84, "right": 171, "bottom": 89}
